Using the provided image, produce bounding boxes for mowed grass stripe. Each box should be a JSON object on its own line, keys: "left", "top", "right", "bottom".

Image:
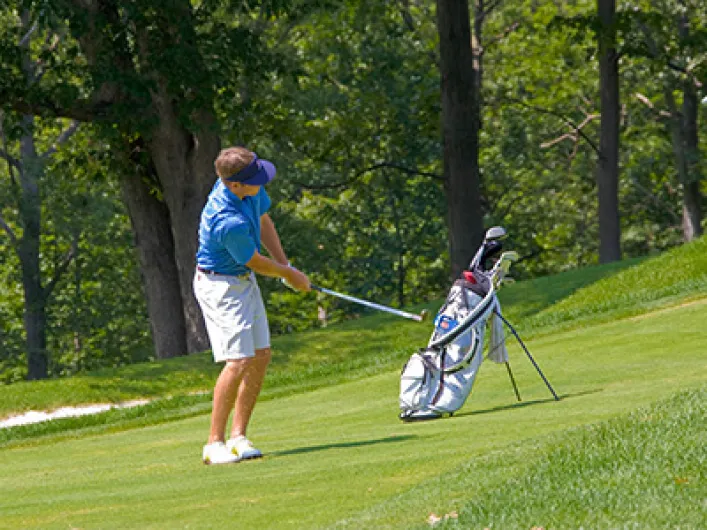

{"left": 0, "top": 299, "right": 705, "bottom": 529}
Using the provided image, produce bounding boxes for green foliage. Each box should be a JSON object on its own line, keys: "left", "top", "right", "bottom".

{"left": 227, "top": 0, "right": 449, "bottom": 325}
{"left": 0, "top": 122, "right": 151, "bottom": 382}
{"left": 1, "top": 0, "right": 705, "bottom": 380}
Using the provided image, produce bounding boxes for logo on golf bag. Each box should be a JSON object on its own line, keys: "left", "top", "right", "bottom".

{"left": 434, "top": 314, "right": 458, "bottom": 332}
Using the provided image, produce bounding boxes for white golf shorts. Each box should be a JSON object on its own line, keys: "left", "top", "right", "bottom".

{"left": 193, "top": 270, "right": 270, "bottom": 361}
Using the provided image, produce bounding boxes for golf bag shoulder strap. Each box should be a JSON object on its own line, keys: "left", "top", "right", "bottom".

{"left": 428, "top": 281, "right": 496, "bottom": 350}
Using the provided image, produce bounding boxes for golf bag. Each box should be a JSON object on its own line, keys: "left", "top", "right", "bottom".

{"left": 399, "top": 227, "right": 559, "bottom": 421}
{"left": 399, "top": 267, "right": 509, "bottom": 421}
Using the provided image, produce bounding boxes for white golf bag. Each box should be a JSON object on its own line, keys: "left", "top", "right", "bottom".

{"left": 399, "top": 271, "right": 509, "bottom": 421}
{"left": 399, "top": 229, "right": 559, "bottom": 421}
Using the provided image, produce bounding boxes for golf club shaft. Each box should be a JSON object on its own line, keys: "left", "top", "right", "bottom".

{"left": 312, "top": 284, "right": 424, "bottom": 322}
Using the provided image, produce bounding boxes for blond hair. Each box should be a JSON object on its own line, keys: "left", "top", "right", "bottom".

{"left": 214, "top": 147, "right": 254, "bottom": 180}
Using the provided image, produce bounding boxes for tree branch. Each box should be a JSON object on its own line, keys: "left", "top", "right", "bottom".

{"left": 397, "top": 0, "right": 439, "bottom": 67}
{"left": 42, "top": 120, "right": 80, "bottom": 160}
{"left": 291, "top": 161, "right": 443, "bottom": 191}
{"left": 3, "top": 4, "right": 137, "bottom": 124}
{"left": 365, "top": 162, "right": 443, "bottom": 180}
{"left": 0, "top": 111, "right": 20, "bottom": 188}
{"left": 0, "top": 215, "right": 18, "bottom": 246}
{"left": 18, "top": 20, "right": 38, "bottom": 47}
{"left": 481, "top": 0, "right": 504, "bottom": 18}
{"left": 44, "top": 234, "right": 79, "bottom": 299}
{"left": 636, "top": 20, "right": 703, "bottom": 90}
{"left": 540, "top": 113, "right": 599, "bottom": 161}
{"left": 634, "top": 92, "right": 672, "bottom": 119}
{"left": 506, "top": 97, "right": 600, "bottom": 154}
{"left": 0, "top": 148, "right": 21, "bottom": 170}
{"left": 483, "top": 21, "right": 520, "bottom": 51}
{"left": 33, "top": 32, "right": 65, "bottom": 85}
{"left": 7, "top": 97, "right": 112, "bottom": 123}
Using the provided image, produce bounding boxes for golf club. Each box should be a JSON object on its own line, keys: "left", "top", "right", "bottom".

{"left": 490, "top": 250, "right": 519, "bottom": 287}
{"left": 312, "top": 284, "right": 429, "bottom": 323}
{"left": 469, "top": 226, "right": 508, "bottom": 270}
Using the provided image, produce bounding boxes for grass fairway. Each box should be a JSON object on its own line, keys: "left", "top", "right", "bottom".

{"left": 1, "top": 296, "right": 705, "bottom": 529}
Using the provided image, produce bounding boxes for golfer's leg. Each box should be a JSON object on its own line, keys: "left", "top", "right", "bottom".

{"left": 231, "top": 347, "right": 272, "bottom": 438}
{"left": 209, "top": 359, "right": 248, "bottom": 443}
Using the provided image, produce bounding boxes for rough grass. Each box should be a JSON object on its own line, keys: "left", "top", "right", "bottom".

{"left": 433, "top": 388, "right": 706, "bottom": 530}
{"left": 519, "top": 235, "right": 707, "bottom": 333}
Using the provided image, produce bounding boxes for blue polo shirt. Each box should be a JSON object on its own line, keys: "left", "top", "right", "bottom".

{"left": 196, "top": 180, "right": 272, "bottom": 275}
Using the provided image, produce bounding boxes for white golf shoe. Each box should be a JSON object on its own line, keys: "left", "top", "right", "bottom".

{"left": 227, "top": 435, "right": 263, "bottom": 460}
{"left": 202, "top": 441, "right": 240, "bottom": 465}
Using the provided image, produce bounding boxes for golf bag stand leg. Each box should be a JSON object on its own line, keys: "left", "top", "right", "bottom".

{"left": 505, "top": 362, "right": 522, "bottom": 402}
{"left": 496, "top": 312, "right": 560, "bottom": 401}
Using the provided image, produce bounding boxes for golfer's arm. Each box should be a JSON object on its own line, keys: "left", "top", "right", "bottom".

{"left": 260, "top": 214, "right": 288, "bottom": 265}
{"left": 246, "top": 251, "right": 292, "bottom": 280}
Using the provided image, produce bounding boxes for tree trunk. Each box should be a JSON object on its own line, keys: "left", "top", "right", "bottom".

{"left": 663, "top": 82, "right": 702, "bottom": 241}
{"left": 678, "top": 13, "right": 703, "bottom": 240}
{"left": 682, "top": 180, "right": 702, "bottom": 241}
{"left": 24, "top": 305, "right": 48, "bottom": 380}
{"left": 18, "top": 115, "right": 48, "bottom": 379}
{"left": 436, "top": 0, "right": 485, "bottom": 278}
{"left": 147, "top": 90, "right": 220, "bottom": 353}
{"left": 119, "top": 146, "right": 188, "bottom": 359}
{"left": 472, "top": 0, "right": 485, "bottom": 131}
{"left": 596, "top": 0, "right": 622, "bottom": 263}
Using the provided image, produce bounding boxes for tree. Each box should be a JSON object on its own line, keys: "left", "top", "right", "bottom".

{"left": 632, "top": 0, "right": 705, "bottom": 241}
{"left": 0, "top": 0, "right": 302, "bottom": 360}
{"left": 117, "top": 140, "right": 188, "bottom": 358}
{"left": 436, "top": 0, "right": 485, "bottom": 277}
{"left": 0, "top": 11, "right": 80, "bottom": 379}
{"left": 232, "top": 0, "right": 450, "bottom": 318}
{"left": 597, "top": 0, "right": 622, "bottom": 262}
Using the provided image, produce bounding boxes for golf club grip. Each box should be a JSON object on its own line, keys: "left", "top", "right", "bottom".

{"left": 311, "top": 284, "right": 423, "bottom": 322}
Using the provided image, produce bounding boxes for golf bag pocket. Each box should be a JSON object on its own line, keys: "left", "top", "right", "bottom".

{"left": 399, "top": 352, "right": 440, "bottom": 412}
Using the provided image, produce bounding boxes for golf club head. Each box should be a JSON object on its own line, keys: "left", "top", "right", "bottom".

{"left": 479, "top": 240, "right": 503, "bottom": 271}
{"left": 469, "top": 228, "right": 507, "bottom": 270}
{"left": 490, "top": 251, "right": 520, "bottom": 286}
{"left": 498, "top": 251, "right": 519, "bottom": 273}
{"left": 484, "top": 226, "right": 507, "bottom": 242}
{"left": 499, "top": 251, "right": 519, "bottom": 262}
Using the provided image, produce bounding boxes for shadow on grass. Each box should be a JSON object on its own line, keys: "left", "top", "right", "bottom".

{"left": 455, "top": 389, "right": 603, "bottom": 418}
{"left": 273, "top": 434, "right": 417, "bottom": 457}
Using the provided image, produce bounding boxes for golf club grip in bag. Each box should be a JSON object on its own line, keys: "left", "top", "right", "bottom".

{"left": 399, "top": 270, "right": 508, "bottom": 421}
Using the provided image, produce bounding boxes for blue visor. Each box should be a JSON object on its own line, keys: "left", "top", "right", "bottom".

{"left": 225, "top": 155, "right": 276, "bottom": 186}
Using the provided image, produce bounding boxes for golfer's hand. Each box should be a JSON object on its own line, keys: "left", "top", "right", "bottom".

{"left": 283, "top": 267, "right": 311, "bottom": 292}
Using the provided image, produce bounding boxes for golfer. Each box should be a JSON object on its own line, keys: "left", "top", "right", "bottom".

{"left": 194, "top": 146, "right": 310, "bottom": 465}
